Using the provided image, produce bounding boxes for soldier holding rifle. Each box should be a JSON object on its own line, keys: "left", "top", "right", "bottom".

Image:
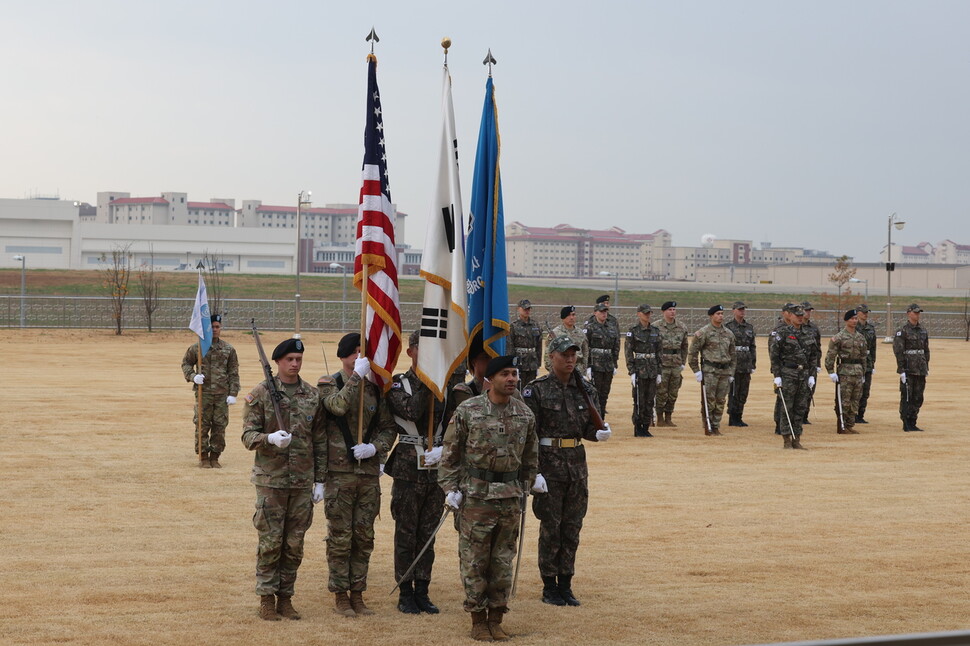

{"left": 654, "top": 301, "right": 689, "bottom": 427}
{"left": 688, "top": 305, "right": 737, "bottom": 436}
{"left": 508, "top": 299, "right": 542, "bottom": 389}
{"left": 769, "top": 305, "right": 818, "bottom": 449}
{"left": 825, "top": 309, "right": 869, "bottom": 435}
{"left": 893, "top": 303, "right": 931, "bottom": 432}
{"left": 855, "top": 304, "right": 877, "bottom": 424}
{"left": 625, "top": 304, "right": 663, "bottom": 437}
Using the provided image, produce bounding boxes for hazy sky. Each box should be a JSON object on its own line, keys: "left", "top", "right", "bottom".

{"left": 4, "top": 1, "right": 969, "bottom": 262}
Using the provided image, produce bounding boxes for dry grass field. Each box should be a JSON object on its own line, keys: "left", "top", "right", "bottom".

{"left": 2, "top": 328, "right": 968, "bottom": 646}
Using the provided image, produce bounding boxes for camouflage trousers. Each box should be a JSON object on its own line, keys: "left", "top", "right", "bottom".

{"left": 727, "top": 371, "right": 751, "bottom": 419}
{"left": 532, "top": 477, "right": 588, "bottom": 578}
{"left": 457, "top": 496, "right": 522, "bottom": 612}
{"left": 655, "top": 366, "right": 684, "bottom": 414}
{"left": 390, "top": 479, "right": 446, "bottom": 582}
{"left": 193, "top": 394, "right": 228, "bottom": 455}
{"left": 518, "top": 370, "right": 537, "bottom": 390}
{"left": 324, "top": 472, "right": 381, "bottom": 592}
{"left": 631, "top": 373, "right": 658, "bottom": 431}
{"left": 591, "top": 369, "right": 615, "bottom": 416}
{"left": 701, "top": 372, "right": 731, "bottom": 431}
{"left": 899, "top": 375, "right": 926, "bottom": 422}
{"left": 253, "top": 485, "right": 314, "bottom": 597}
{"left": 777, "top": 369, "right": 811, "bottom": 437}
{"left": 857, "top": 371, "right": 873, "bottom": 418}
{"left": 834, "top": 374, "right": 863, "bottom": 428}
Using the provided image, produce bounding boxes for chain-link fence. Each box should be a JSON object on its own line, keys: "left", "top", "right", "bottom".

{"left": 2, "top": 295, "right": 968, "bottom": 339}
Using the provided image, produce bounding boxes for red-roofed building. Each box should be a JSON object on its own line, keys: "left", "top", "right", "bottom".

{"left": 935, "top": 240, "right": 970, "bottom": 264}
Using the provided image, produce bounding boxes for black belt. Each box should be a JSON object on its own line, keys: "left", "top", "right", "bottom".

{"left": 704, "top": 360, "right": 730, "bottom": 370}
{"left": 663, "top": 349, "right": 681, "bottom": 355}
{"left": 467, "top": 467, "right": 521, "bottom": 483}
{"left": 783, "top": 362, "right": 806, "bottom": 370}
{"left": 840, "top": 359, "right": 863, "bottom": 365}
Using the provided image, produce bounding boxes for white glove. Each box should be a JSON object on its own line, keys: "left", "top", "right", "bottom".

{"left": 267, "top": 430, "right": 291, "bottom": 448}
{"left": 352, "top": 443, "right": 377, "bottom": 460}
{"left": 829, "top": 373, "right": 839, "bottom": 383}
{"left": 630, "top": 374, "right": 637, "bottom": 386}
{"left": 729, "top": 376, "right": 735, "bottom": 383}
{"left": 312, "top": 483, "right": 325, "bottom": 504}
{"left": 750, "top": 368, "right": 756, "bottom": 374}
{"left": 532, "top": 473, "right": 548, "bottom": 493}
{"left": 445, "top": 490, "right": 463, "bottom": 509}
{"left": 900, "top": 372, "right": 907, "bottom": 384}
{"left": 379, "top": 462, "right": 385, "bottom": 476}
{"left": 773, "top": 377, "right": 782, "bottom": 387}
{"left": 656, "top": 374, "right": 662, "bottom": 385}
{"left": 817, "top": 366, "right": 822, "bottom": 373}
{"left": 808, "top": 376, "right": 816, "bottom": 388}
{"left": 354, "top": 356, "right": 371, "bottom": 378}
{"left": 226, "top": 395, "right": 237, "bottom": 405}
{"left": 423, "top": 446, "right": 443, "bottom": 466}
{"left": 193, "top": 373, "right": 205, "bottom": 385}
{"left": 585, "top": 368, "right": 592, "bottom": 380}
{"left": 679, "top": 365, "right": 686, "bottom": 372}
{"left": 871, "top": 368, "right": 875, "bottom": 374}
{"left": 694, "top": 370, "right": 703, "bottom": 383}
{"left": 613, "top": 368, "right": 618, "bottom": 376}
{"left": 595, "top": 423, "right": 612, "bottom": 442}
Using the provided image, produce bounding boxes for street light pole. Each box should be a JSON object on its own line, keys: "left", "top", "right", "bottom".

{"left": 597, "top": 270, "right": 619, "bottom": 307}
{"left": 13, "top": 254, "right": 25, "bottom": 327}
{"left": 294, "top": 190, "right": 312, "bottom": 338}
{"left": 849, "top": 277, "right": 868, "bottom": 302}
{"left": 329, "top": 262, "right": 347, "bottom": 331}
{"left": 885, "top": 212, "right": 905, "bottom": 343}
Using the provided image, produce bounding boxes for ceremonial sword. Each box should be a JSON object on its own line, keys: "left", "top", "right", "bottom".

{"left": 390, "top": 506, "right": 453, "bottom": 594}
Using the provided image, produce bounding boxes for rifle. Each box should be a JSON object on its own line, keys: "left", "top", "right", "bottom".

{"left": 835, "top": 381, "right": 845, "bottom": 432}
{"left": 775, "top": 384, "right": 795, "bottom": 438}
{"left": 573, "top": 369, "right": 607, "bottom": 431}
{"left": 699, "top": 351, "right": 713, "bottom": 435}
{"left": 510, "top": 491, "right": 528, "bottom": 599}
{"left": 251, "top": 319, "right": 288, "bottom": 434}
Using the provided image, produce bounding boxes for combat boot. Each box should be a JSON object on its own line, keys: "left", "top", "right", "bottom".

{"left": 845, "top": 425, "right": 859, "bottom": 435}
{"left": 334, "top": 591, "right": 356, "bottom": 617}
{"left": 856, "top": 415, "right": 868, "bottom": 424}
{"left": 736, "top": 414, "right": 748, "bottom": 427}
{"left": 209, "top": 453, "right": 222, "bottom": 468}
{"left": 397, "top": 581, "right": 421, "bottom": 614}
{"left": 727, "top": 414, "right": 738, "bottom": 427}
{"left": 199, "top": 452, "right": 211, "bottom": 468}
{"left": 259, "top": 594, "right": 281, "bottom": 621}
{"left": 557, "top": 575, "right": 581, "bottom": 606}
{"left": 910, "top": 417, "right": 924, "bottom": 432}
{"left": 642, "top": 424, "right": 654, "bottom": 437}
{"left": 471, "top": 610, "right": 492, "bottom": 641}
{"left": 276, "top": 595, "right": 301, "bottom": 620}
{"left": 541, "top": 575, "right": 566, "bottom": 606}
{"left": 665, "top": 412, "right": 677, "bottom": 427}
{"left": 783, "top": 435, "right": 793, "bottom": 449}
{"left": 792, "top": 436, "right": 807, "bottom": 450}
{"left": 902, "top": 418, "right": 914, "bottom": 432}
{"left": 655, "top": 415, "right": 669, "bottom": 428}
{"left": 488, "top": 606, "right": 510, "bottom": 641}
{"left": 349, "top": 590, "right": 374, "bottom": 616}
{"left": 413, "top": 579, "right": 439, "bottom": 614}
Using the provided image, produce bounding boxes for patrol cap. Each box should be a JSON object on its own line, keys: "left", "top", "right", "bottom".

{"left": 517, "top": 299, "right": 532, "bottom": 309}
{"left": 844, "top": 309, "right": 858, "bottom": 321}
{"left": 560, "top": 305, "right": 575, "bottom": 319}
{"left": 408, "top": 330, "right": 420, "bottom": 347}
{"left": 336, "top": 332, "right": 361, "bottom": 358}
{"left": 732, "top": 301, "right": 746, "bottom": 310}
{"left": 595, "top": 294, "right": 610, "bottom": 304}
{"left": 661, "top": 301, "right": 676, "bottom": 311}
{"left": 707, "top": 305, "right": 724, "bottom": 316}
{"left": 637, "top": 303, "right": 653, "bottom": 314}
{"left": 210, "top": 314, "right": 222, "bottom": 324}
{"left": 906, "top": 303, "right": 923, "bottom": 313}
{"left": 801, "top": 301, "right": 814, "bottom": 311}
{"left": 594, "top": 303, "right": 609, "bottom": 312}
{"left": 548, "top": 335, "right": 581, "bottom": 354}
{"left": 484, "top": 355, "right": 518, "bottom": 379}
{"left": 857, "top": 304, "right": 870, "bottom": 313}
{"left": 790, "top": 305, "right": 806, "bottom": 316}
{"left": 272, "top": 337, "right": 304, "bottom": 360}
{"left": 782, "top": 302, "right": 795, "bottom": 313}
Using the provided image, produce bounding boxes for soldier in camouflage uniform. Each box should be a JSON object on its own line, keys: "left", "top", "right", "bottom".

{"left": 800, "top": 302, "right": 822, "bottom": 425}
{"left": 544, "top": 306, "right": 589, "bottom": 373}
{"left": 585, "top": 294, "right": 620, "bottom": 338}
{"left": 688, "top": 305, "right": 737, "bottom": 436}
{"left": 855, "top": 304, "right": 877, "bottom": 424}
{"left": 769, "top": 305, "right": 819, "bottom": 449}
{"left": 625, "top": 304, "right": 662, "bottom": 437}
{"left": 654, "top": 301, "right": 689, "bottom": 427}
{"left": 769, "top": 304, "right": 795, "bottom": 434}
{"left": 585, "top": 302, "right": 620, "bottom": 416}
{"left": 893, "top": 304, "right": 931, "bottom": 432}
{"left": 384, "top": 331, "right": 447, "bottom": 615}
{"left": 181, "top": 315, "right": 239, "bottom": 467}
{"left": 825, "top": 309, "right": 869, "bottom": 435}
{"left": 508, "top": 299, "right": 542, "bottom": 388}
{"left": 725, "top": 301, "right": 756, "bottom": 427}
{"left": 317, "top": 333, "right": 397, "bottom": 617}
{"left": 439, "top": 355, "right": 538, "bottom": 641}
{"left": 241, "top": 337, "right": 326, "bottom": 621}
{"left": 524, "top": 335, "right": 611, "bottom": 608}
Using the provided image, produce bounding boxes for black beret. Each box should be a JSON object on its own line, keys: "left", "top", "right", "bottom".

{"left": 595, "top": 294, "right": 610, "bottom": 304}
{"left": 272, "top": 337, "right": 304, "bottom": 360}
{"left": 485, "top": 355, "right": 518, "bottom": 379}
{"left": 336, "top": 333, "right": 361, "bottom": 358}
{"left": 468, "top": 332, "right": 486, "bottom": 362}
{"left": 707, "top": 305, "right": 724, "bottom": 316}
{"left": 661, "top": 301, "right": 676, "bottom": 311}
{"left": 560, "top": 305, "right": 575, "bottom": 319}
{"left": 844, "top": 309, "right": 858, "bottom": 321}
{"left": 210, "top": 314, "right": 222, "bottom": 324}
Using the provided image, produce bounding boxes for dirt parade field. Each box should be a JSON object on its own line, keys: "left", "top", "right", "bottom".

{"left": 1, "top": 328, "right": 968, "bottom": 646}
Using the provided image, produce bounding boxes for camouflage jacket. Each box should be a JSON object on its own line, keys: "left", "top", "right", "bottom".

{"left": 625, "top": 322, "right": 662, "bottom": 378}
{"left": 803, "top": 320, "right": 822, "bottom": 367}
{"left": 687, "top": 324, "right": 737, "bottom": 375}
{"left": 585, "top": 318, "right": 620, "bottom": 372}
{"left": 724, "top": 318, "right": 757, "bottom": 373}
{"left": 824, "top": 327, "right": 869, "bottom": 377}
{"left": 508, "top": 318, "right": 543, "bottom": 371}
{"left": 439, "top": 393, "right": 538, "bottom": 500}
{"left": 769, "top": 324, "right": 819, "bottom": 376}
{"left": 317, "top": 370, "right": 397, "bottom": 477}
{"left": 858, "top": 321, "right": 877, "bottom": 371}
{"left": 893, "top": 322, "right": 930, "bottom": 375}
{"left": 522, "top": 373, "right": 601, "bottom": 482}
{"left": 240, "top": 377, "right": 327, "bottom": 488}
{"left": 586, "top": 313, "right": 619, "bottom": 337}
{"left": 544, "top": 324, "right": 589, "bottom": 372}
{"left": 383, "top": 368, "right": 445, "bottom": 483}
{"left": 653, "top": 318, "right": 689, "bottom": 368}
{"left": 445, "top": 377, "right": 485, "bottom": 425}
{"left": 181, "top": 338, "right": 239, "bottom": 397}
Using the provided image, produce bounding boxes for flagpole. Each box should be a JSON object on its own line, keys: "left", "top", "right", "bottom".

{"left": 357, "top": 261, "right": 369, "bottom": 453}
{"left": 197, "top": 339, "right": 204, "bottom": 464}
{"left": 426, "top": 391, "right": 435, "bottom": 449}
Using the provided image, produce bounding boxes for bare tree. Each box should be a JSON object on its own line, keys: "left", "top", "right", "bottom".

{"left": 202, "top": 250, "right": 226, "bottom": 317}
{"left": 137, "top": 244, "right": 163, "bottom": 332}
{"left": 99, "top": 243, "right": 133, "bottom": 335}
{"left": 828, "top": 255, "right": 858, "bottom": 321}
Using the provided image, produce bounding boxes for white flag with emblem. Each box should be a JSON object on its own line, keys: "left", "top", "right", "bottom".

{"left": 416, "top": 65, "right": 468, "bottom": 400}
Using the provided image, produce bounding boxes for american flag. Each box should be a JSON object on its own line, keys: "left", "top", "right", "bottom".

{"left": 354, "top": 53, "right": 402, "bottom": 390}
